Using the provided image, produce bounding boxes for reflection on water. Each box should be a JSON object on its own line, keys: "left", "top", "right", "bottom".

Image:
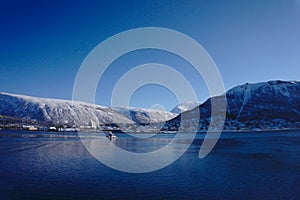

{"left": 78, "top": 132, "right": 196, "bottom": 173}
{"left": 0, "top": 131, "right": 299, "bottom": 199}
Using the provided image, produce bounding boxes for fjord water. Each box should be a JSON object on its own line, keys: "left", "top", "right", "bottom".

{"left": 0, "top": 131, "right": 299, "bottom": 200}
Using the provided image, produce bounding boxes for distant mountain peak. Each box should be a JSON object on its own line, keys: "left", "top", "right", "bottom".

{"left": 170, "top": 101, "right": 200, "bottom": 114}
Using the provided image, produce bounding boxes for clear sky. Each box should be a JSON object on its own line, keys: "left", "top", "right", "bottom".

{"left": 1, "top": 0, "right": 300, "bottom": 111}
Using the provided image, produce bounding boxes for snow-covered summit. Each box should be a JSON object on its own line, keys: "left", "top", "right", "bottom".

{"left": 163, "top": 80, "right": 300, "bottom": 131}
{"left": 225, "top": 80, "right": 300, "bottom": 121}
{"left": 227, "top": 80, "right": 300, "bottom": 99}
{"left": 170, "top": 101, "right": 200, "bottom": 114}
{"left": 112, "top": 106, "right": 177, "bottom": 124}
{"left": 0, "top": 92, "right": 177, "bottom": 127}
{"left": 0, "top": 92, "right": 134, "bottom": 126}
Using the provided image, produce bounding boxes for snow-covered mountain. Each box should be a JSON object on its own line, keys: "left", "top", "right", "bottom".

{"left": 112, "top": 107, "right": 177, "bottom": 124}
{"left": 0, "top": 92, "right": 176, "bottom": 127}
{"left": 225, "top": 80, "right": 300, "bottom": 122}
{"left": 2, "top": 80, "right": 300, "bottom": 131}
{"left": 163, "top": 80, "right": 300, "bottom": 131}
{"left": 170, "top": 101, "right": 199, "bottom": 114}
{"left": 0, "top": 92, "right": 134, "bottom": 127}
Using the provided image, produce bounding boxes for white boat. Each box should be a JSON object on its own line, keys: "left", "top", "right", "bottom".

{"left": 107, "top": 132, "right": 117, "bottom": 139}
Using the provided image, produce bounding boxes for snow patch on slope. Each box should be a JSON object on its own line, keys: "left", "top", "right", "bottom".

{"left": 293, "top": 108, "right": 300, "bottom": 115}
{"left": 236, "top": 84, "right": 252, "bottom": 121}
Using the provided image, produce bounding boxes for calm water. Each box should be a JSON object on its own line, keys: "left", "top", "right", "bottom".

{"left": 0, "top": 130, "right": 299, "bottom": 200}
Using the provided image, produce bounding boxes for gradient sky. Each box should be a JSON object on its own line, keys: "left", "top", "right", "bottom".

{"left": 1, "top": 0, "right": 300, "bottom": 111}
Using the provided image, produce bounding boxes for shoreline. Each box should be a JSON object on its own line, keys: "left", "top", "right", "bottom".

{"left": 1, "top": 128, "right": 300, "bottom": 135}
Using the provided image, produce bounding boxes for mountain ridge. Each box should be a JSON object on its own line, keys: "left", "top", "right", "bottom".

{"left": 163, "top": 80, "right": 300, "bottom": 131}
{"left": 0, "top": 92, "right": 176, "bottom": 127}
{"left": 1, "top": 80, "right": 300, "bottom": 131}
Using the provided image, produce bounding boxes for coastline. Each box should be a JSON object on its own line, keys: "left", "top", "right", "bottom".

{"left": 1, "top": 128, "right": 300, "bottom": 138}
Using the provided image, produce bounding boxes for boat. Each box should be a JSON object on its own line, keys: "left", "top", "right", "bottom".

{"left": 107, "top": 131, "right": 117, "bottom": 139}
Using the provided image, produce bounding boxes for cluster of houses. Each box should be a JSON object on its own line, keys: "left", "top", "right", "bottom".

{"left": 21, "top": 125, "right": 78, "bottom": 132}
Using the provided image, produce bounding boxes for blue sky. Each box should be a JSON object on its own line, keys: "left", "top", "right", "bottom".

{"left": 0, "top": 0, "right": 300, "bottom": 111}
